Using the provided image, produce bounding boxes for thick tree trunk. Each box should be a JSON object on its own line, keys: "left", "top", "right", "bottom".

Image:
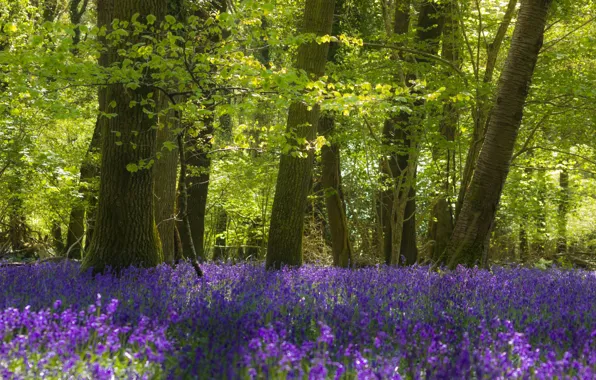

{"left": 266, "top": 0, "right": 335, "bottom": 269}
{"left": 429, "top": 0, "right": 459, "bottom": 263}
{"left": 154, "top": 93, "right": 179, "bottom": 264}
{"left": 455, "top": 0, "right": 518, "bottom": 219}
{"left": 82, "top": 0, "right": 166, "bottom": 273}
{"left": 446, "top": 0, "right": 551, "bottom": 268}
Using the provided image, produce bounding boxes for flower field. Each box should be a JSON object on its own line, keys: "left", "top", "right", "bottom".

{"left": 1, "top": 262, "right": 596, "bottom": 379}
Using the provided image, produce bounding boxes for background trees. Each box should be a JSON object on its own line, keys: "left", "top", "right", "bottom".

{"left": 0, "top": 0, "right": 594, "bottom": 270}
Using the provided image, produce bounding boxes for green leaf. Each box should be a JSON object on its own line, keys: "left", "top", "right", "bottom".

{"left": 165, "top": 15, "right": 176, "bottom": 24}
{"left": 126, "top": 163, "right": 139, "bottom": 173}
{"left": 146, "top": 14, "right": 157, "bottom": 25}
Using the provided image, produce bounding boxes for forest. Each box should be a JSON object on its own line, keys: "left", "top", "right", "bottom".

{"left": 0, "top": 0, "right": 595, "bottom": 378}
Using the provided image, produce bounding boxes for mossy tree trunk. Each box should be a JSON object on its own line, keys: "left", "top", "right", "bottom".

{"left": 81, "top": 0, "right": 166, "bottom": 273}
{"left": 447, "top": 0, "right": 552, "bottom": 268}
{"left": 266, "top": 0, "right": 335, "bottom": 269}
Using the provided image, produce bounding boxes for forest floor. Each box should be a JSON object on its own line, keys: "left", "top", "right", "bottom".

{"left": 0, "top": 262, "right": 595, "bottom": 378}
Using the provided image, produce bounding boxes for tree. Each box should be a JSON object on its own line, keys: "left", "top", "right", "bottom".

{"left": 428, "top": 0, "right": 461, "bottom": 263}
{"left": 455, "top": 0, "right": 518, "bottom": 219}
{"left": 318, "top": 0, "right": 353, "bottom": 267}
{"left": 81, "top": 0, "right": 167, "bottom": 272}
{"left": 380, "top": 0, "right": 444, "bottom": 266}
{"left": 266, "top": 0, "right": 336, "bottom": 269}
{"left": 447, "top": 0, "right": 553, "bottom": 268}
{"left": 153, "top": 92, "right": 179, "bottom": 264}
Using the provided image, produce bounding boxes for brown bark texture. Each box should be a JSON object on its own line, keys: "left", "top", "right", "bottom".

{"left": 319, "top": 115, "right": 353, "bottom": 267}
{"left": 154, "top": 93, "right": 179, "bottom": 264}
{"left": 266, "top": 0, "right": 335, "bottom": 269}
{"left": 177, "top": 119, "right": 213, "bottom": 261}
{"left": 82, "top": 0, "right": 167, "bottom": 273}
{"left": 455, "top": 0, "right": 518, "bottom": 219}
{"left": 446, "top": 0, "right": 552, "bottom": 269}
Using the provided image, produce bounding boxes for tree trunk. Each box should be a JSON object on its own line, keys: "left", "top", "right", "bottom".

{"left": 557, "top": 169, "right": 569, "bottom": 254}
{"left": 319, "top": 115, "right": 353, "bottom": 267}
{"left": 446, "top": 0, "right": 552, "bottom": 268}
{"left": 177, "top": 119, "right": 213, "bottom": 261}
{"left": 266, "top": 0, "right": 335, "bottom": 269}
{"left": 81, "top": 0, "right": 166, "bottom": 273}
{"left": 154, "top": 93, "right": 179, "bottom": 264}
{"left": 381, "top": 0, "right": 443, "bottom": 266}
{"left": 66, "top": 122, "right": 100, "bottom": 259}
{"left": 455, "top": 0, "right": 518, "bottom": 219}
{"left": 519, "top": 226, "right": 529, "bottom": 262}
{"left": 317, "top": 0, "right": 353, "bottom": 268}
{"left": 429, "top": 0, "right": 459, "bottom": 264}
{"left": 51, "top": 221, "right": 64, "bottom": 254}
{"left": 212, "top": 206, "right": 227, "bottom": 261}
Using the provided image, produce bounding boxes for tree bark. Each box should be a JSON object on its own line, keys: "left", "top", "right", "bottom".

{"left": 557, "top": 169, "right": 569, "bottom": 253}
{"left": 81, "top": 0, "right": 166, "bottom": 273}
{"left": 266, "top": 0, "right": 335, "bottom": 269}
{"left": 455, "top": 0, "right": 518, "bottom": 219}
{"left": 319, "top": 115, "right": 353, "bottom": 267}
{"left": 154, "top": 93, "right": 179, "bottom": 264}
{"left": 177, "top": 119, "right": 213, "bottom": 261}
{"left": 317, "top": 0, "right": 353, "bottom": 268}
{"left": 429, "top": 0, "right": 459, "bottom": 264}
{"left": 446, "top": 0, "right": 552, "bottom": 268}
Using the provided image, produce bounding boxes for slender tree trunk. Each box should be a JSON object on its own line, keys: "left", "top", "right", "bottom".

{"left": 69, "top": 0, "right": 90, "bottom": 52}
{"left": 381, "top": 0, "right": 443, "bottom": 265}
{"left": 319, "top": 115, "right": 353, "bottom": 267}
{"left": 178, "top": 119, "right": 213, "bottom": 261}
{"left": 429, "top": 0, "right": 459, "bottom": 263}
{"left": 266, "top": 0, "right": 335, "bottom": 269}
{"left": 51, "top": 221, "right": 64, "bottom": 253}
{"left": 212, "top": 206, "right": 227, "bottom": 260}
{"left": 65, "top": 0, "right": 97, "bottom": 258}
{"left": 82, "top": 0, "right": 166, "bottom": 273}
{"left": 446, "top": 0, "right": 552, "bottom": 268}
{"left": 519, "top": 226, "right": 528, "bottom": 261}
{"left": 176, "top": 129, "right": 203, "bottom": 277}
{"left": 318, "top": 0, "right": 353, "bottom": 268}
{"left": 154, "top": 93, "right": 179, "bottom": 264}
{"left": 66, "top": 123, "right": 100, "bottom": 259}
{"left": 455, "top": 0, "right": 518, "bottom": 219}
{"left": 557, "top": 169, "right": 569, "bottom": 254}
